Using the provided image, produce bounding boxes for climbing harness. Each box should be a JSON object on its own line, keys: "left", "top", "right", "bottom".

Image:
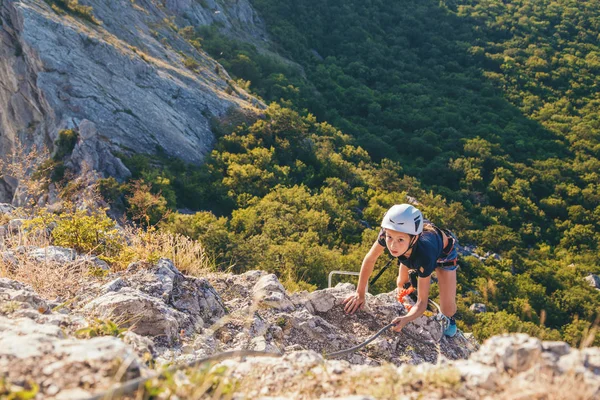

{"left": 369, "top": 257, "right": 394, "bottom": 286}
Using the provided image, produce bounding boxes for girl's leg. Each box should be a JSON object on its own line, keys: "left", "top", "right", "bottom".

{"left": 435, "top": 267, "right": 457, "bottom": 317}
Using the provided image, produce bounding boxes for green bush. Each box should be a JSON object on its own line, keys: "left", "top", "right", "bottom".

{"left": 45, "top": 0, "right": 100, "bottom": 24}
{"left": 54, "top": 129, "right": 78, "bottom": 160}
{"left": 472, "top": 311, "right": 561, "bottom": 342}
{"left": 52, "top": 208, "right": 123, "bottom": 257}
{"left": 562, "top": 317, "right": 600, "bottom": 348}
{"left": 159, "top": 211, "right": 232, "bottom": 267}
{"left": 26, "top": 206, "right": 124, "bottom": 259}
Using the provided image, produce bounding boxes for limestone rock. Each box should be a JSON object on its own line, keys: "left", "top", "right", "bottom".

{"left": 584, "top": 274, "right": 600, "bottom": 290}
{"left": 101, "top": 277, "right": 127, "bottom": 293}
{"left": 306, "top": 284, "right": 355, "bottom": 314}
{"left": 5, "top": 262, "right": 599, "bottom": 400}
{"left": 469, "top": 303, "right": 487, "bottom": 313}
{"left": 472, "top": 333, "right": 543, "bottom": 373}
{"left": 83, "top": 287, "right": 186, "bottom": 342}
{"left": 0, "top": 316, "right": 143, "bottom": 399}
{"left": 122, "top": 330, "right": 156, "bottom": 358}
{"left": 252, "top": 274, "right": 294, "bottom": 311}
{"left": 0, "top": 203, "right": 15, "bottom": 214}
{"left": 307, "top": 290, "right": 337, "bottom": 313}
{"left": 0, "top": 0, "right": 265, "bottom": 184}
{"left": 542, "top": 341, "right": 571, "bottom": 357}
{"left": 68, "top": 120, "right": 131, "bottom": 180}
{"left": 402, "top": 314, "right": 444, "bottom": 343}
{"left": 283, "top": 350, "right": 324, "bottom": 369}
{"left": 454, "top": 360, "right": 499, "bottom": 390}
{"left": 0, "top": 278, "right": 50, "bottom": 314}
{"left": 126, "top": 258, "right": 226, "bottom": 326}
{"left": 28, "top": 246, "right": 76, "bottom": 263}
{"left": 287, "top": 309, "right": 352, "bottom": 354}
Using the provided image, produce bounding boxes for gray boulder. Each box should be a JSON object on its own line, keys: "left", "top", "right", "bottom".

{"left": 252, "top": 273, "right": 294, "bottom": 311}
{"left": 542, "top": 341, "right": 571, "bottom": 357}
{"left": 403, "top": 314, "right": 444, "bottom": 344}
{"left": 0, "top": 203, "right": 15, "bottom": 214}
{"left": 77, "top": 254, "right": 110, "bottom": 271}
{"left": 584, "top": 274, "right": 600, "bottom": 290}
{"left": 472, "top": 333, "right": 542, "bottom": 373}
{"left": 127, "top": 258, "right": 227, "bottom": 326}
{"left": 83, "top": 287, "right": 186, "bottom": 342}
{"left": 453, "top": 360, "right": 499, "bottom": 390}
{"left": 0, "top": 278, "right": 49, "bottom": 314}
{"left": 28, "top": 246, "right": 76, "bottom": 263}
{"left": 306, "top": 283, "right": 358, "bottom": 314}
{"left": 0, "top": 316, "right": 143, "bottom": 399}
{"left": 83, "top": 259, "right": 226, "bottom": 341}
{"left": 287, "top": 309, "right": 353, "bottom": 354}
{"left": 469, "top": 303, "right": 487, "bottom": 313}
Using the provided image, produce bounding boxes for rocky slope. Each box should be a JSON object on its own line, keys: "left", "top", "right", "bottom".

{"left": 0, "top": 0, "right": 266, "bottom": 201}
{"left": 1, "top": 250, "right": 599, "bottom": 399}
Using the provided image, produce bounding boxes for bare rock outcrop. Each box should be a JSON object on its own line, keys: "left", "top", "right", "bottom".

{"left": 0, "top": 316, "right": 144, "bottom": 400}
{"left": 205, "top": 273, "right": 477, "bottom": 367}
{"left": 84, "top": 287, "right": 187, "bottom": 343}
{"left": 585, "top": 274, "right": 600, "bottom": 290}
{"left": 0, "top": 277, "right": 49, "bottom": 314}
{"left": 83, "top": 258, "right": 227, "bottom": 343}
{"left": 1, "top": 255, "right": 598, "bottom": 399}
{"left": 0, "top": 0, "right": 267, "bottom": 201}
{"left": 211, "top": 334, "right": 600, "bottom": 399}
{"left": 253, "top": 273, "right": 295, "bottom": 311}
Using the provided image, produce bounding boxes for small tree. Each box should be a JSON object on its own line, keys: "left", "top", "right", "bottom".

{"left": 0, "top": 141, "right": 52, "bottom": 209}
{"left": 126, "top": 180, "right": 169, "bottom": 227}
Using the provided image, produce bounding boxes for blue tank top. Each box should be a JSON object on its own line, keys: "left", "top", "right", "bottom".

{"left": 377, "top": 228, "right": 444, "bottom": 278}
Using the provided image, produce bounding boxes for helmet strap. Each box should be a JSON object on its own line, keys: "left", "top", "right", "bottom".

{"left": 397, "top": 234, "right": 419, "bottom": 258}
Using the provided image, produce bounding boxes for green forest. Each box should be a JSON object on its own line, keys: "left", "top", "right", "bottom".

{"left": 95, "top": 0, "right": 600, "bottom": 345}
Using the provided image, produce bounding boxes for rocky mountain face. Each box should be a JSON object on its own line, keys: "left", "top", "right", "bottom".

{"left": 2, "top": 261, "right": 600, "bottom": 399}
{"left": 0, "top": 205, "right": 598, "bottom": 400}
{"left": 0, "top": 0, "right": 266, "bottom": 201}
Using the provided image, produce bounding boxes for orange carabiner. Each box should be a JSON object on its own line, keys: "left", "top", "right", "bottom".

{"left": 396, "top": 286, "right": 415, "bottom": 302}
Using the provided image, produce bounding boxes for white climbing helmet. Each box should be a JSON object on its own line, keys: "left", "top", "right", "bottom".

{"left": 381, "top": 204, "right": 423, "bottom": 235}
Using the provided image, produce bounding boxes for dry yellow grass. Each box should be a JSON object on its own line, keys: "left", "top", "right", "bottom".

{"left": 114, "top": 225, "right": 214, "bottom": 277}
{"left": 0, "top": 224, "right": 91, "bottom": 299}
{"left": 0, "top": 218, "right": 215, "bottom": 298}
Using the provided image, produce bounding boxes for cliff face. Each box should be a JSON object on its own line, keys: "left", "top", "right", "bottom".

{"left": 0, "top": 0, "right": 266, "bottom": 201}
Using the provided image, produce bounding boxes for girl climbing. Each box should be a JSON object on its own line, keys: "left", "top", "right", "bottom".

{"left": 342, "top": 204, "right": 459, "bottom": 337}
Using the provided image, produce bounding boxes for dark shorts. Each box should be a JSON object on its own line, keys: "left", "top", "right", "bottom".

{"left": 436, "top": 230, "right": 459, "bottom": 271}
{"left": 437, "top": 263, "right": 458, "bottom": 271}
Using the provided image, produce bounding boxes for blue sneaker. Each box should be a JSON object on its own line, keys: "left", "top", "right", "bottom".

{"left": 443, "top": 316, "right": 457, "bottom": 337}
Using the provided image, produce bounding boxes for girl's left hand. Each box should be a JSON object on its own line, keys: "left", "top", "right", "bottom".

{"left": 391, "top": 316, "right": 408, "bottom": 332}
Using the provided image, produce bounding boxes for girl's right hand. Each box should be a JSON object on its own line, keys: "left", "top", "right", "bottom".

{"left": 343, "top": 293, "right": 365, "bottom": 314}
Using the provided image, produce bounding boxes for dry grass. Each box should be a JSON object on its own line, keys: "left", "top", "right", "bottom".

{"left": 497, "top": 369, "right": 599, "bottom": 400}
{"left": 0, "top": 219, "right": 215, "bottom": 299}
{"left": 0, "top": 226, "right": 92, "bottom": 299}
{"left": 113, "top": 226, "right": 213, "bottom": 277}
{"left": 129, "top": 357, "right": 599, "bottom": 400}
{"left": 0, "top": 143, "right": 51, "bottom": 210}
